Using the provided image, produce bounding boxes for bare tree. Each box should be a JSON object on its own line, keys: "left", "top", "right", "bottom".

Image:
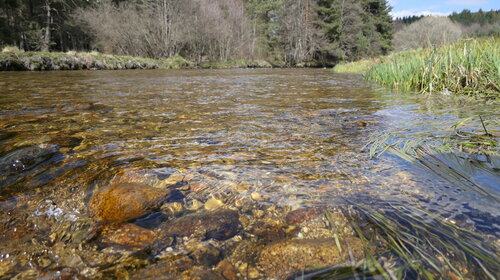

{"left": 75, "top": 0, "right": 253, "bottom": 61}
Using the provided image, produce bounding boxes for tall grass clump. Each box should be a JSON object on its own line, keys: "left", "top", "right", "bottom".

{"left": 332, "top": 58, "right": 382, "bottom": 74}
{"left": 365, "top": 37, "right": 500, "bottom": 99}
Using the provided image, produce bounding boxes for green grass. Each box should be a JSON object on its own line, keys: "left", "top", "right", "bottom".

{"left": 333, "top": 37, "right": 500, "bottom": 99}
{"left": 0, "top": 50, "right": 274, "bottom": 71}
{"left": 332, "top": 58, "right": 383, "bottom": 74}
{"left": 199, "top": 59, "right": 272, "bottom": 69}
{"left": 0, "top": 50, "right": 195, "bottom": 71}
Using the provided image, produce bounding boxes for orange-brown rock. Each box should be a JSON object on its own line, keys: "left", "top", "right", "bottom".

{"left": 215, "top": 260, "right": 239, "bottom": 280}
{"left": 89, "top": 183, "right": 168, "bottom": 223}
{"left": 100, "top": 223, "right": 159, "bottom": 248}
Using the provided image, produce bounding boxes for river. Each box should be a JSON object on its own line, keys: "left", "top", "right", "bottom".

{"left": 0, "top": 69, "right": 498, "bottom": 279}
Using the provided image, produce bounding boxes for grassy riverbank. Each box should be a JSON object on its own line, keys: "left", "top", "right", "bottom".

{"left": 333, "top": 37, "right": 500, "bottom": 99}
{"left": 0, "top": 49, "right": 273, "bottom": 71}
{"left": 0, "top": 50, "right": 192, "bottom": 71}
{"left": 199, "top": 59, "right": 273, "bottom": 69}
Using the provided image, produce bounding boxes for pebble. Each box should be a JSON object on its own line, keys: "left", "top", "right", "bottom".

{"left": 250, "top": 192, "right": 263, "bottom": 201}
{"left": 164, "top": 173, "right": 184, "bottom": 186}
{"left": 204, "top": 198, "right": 224, "bottom": 210}
{"left": 186, "top": 199, "right": 204, "bottom": 211}
{"left": 162, "top": 202, "right": 184, "bottom": 215}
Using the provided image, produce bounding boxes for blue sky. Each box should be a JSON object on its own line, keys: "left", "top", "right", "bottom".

{"left": 389, "top": 0, "right": 500, "bottom": 18}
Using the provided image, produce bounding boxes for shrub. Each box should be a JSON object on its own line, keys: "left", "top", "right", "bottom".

{"left": 2, "top": 46, "right": 21, "bottom": 53}
{"left": 393, "top": 16, "right": 463, "bottom": 51}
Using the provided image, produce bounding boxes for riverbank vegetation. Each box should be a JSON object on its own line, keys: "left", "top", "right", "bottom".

{"left": 0, "top": 49, "right": 275, "bottom": 71}
{"left": 0, "top": 0, "right": 393, "bottom": 67}
{"left": 334, "top": 37, "right": 499, "bottom": 99}
{"left": 0, "top": 50, "right": 193, "bottom": 71}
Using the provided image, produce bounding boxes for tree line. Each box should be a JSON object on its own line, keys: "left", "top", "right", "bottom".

{"left": 449, "top": 9, "right": 500, "bottom": 26}
{"left": 393, "top": 9, "right": 500, "bottom": 36}
{"left": 0, "top": 0, "right": 393, "bottom": 66}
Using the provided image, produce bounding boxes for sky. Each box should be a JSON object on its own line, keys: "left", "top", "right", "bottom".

{"left": 389, "top": 0, "right": 500, "bottom": 18}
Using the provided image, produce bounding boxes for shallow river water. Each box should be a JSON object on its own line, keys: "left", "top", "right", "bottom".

{"left": 0, "top": 69, "right": 498, "bottom": 279}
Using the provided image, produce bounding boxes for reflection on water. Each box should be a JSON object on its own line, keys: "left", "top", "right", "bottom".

{"left": 0, "top": 69, "right": 498, "bottom": 279}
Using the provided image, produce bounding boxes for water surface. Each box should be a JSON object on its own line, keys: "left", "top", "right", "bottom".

{"left": 0, "top": 69, "right": 498, "bottom": 279}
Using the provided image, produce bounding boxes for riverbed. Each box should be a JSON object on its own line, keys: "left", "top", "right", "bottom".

{"left": 0, "top": 69, "right": 498, "bottom": 279}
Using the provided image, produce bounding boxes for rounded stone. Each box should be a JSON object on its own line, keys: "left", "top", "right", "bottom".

{"left": 89, "top": 182, "right": 169, "bottom": 223}
{"left": 162, "top": 209, "right": 241, "bottom": 241}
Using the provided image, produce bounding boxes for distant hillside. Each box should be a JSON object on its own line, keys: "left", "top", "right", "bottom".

{"left": 393, "top": 9, "right": 500, "bottom": 35}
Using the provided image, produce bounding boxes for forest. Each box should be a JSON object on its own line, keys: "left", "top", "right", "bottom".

{"left": 1, "top": 1, "right": 498, "bottom": 67}
{"left": 0, "top": 0, "right": 393, "bottom": 66}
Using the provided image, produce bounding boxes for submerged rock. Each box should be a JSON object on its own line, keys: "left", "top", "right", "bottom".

{"left": 215, "top": 260, "right": 239, "bottom": 280}
{"left": 162, "top": 209, "right": 240, "bottom": 241}
{"left": 187, "top": 242, "right": 221, "bottom": 267}
{"left": 100, "top": 223, "right": 159, "bottom": 249}
{"left": 258, "top": 238, "right": 364, "bottom": 278}
{"left": 285, "top": 207, "right": 325, "bottom": 225}
{"left": 0, "top": 144, "right": 60, "bottom": 178}
{"left": 0, "top": 131, "right": 17, "bottom": 141}
{"left": 133, "top": 261, "right": 223, "bottom": 280}
{"left": 49, "top": 136, "right": 82, "bottom": 148}
{"left": 89, "top": 183, "right": 169, "bottom": 223}
{"left": 0, "top": 144, "right": 61, "bottom": 198}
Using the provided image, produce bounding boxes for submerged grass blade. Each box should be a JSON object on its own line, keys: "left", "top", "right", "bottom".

{"left": 341, "top": 201, "right": 499, "bottom": 280}
{"left": 366, "top": 115, "right": 499, "bottom": 202}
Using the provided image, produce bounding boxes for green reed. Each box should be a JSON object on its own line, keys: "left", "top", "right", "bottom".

{"left": 334, "top": 37, "right": 500, "bottom": 99}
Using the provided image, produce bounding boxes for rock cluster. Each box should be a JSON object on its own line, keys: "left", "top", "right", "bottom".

{"left": 81, "top": 173, "right": 367, "bottom": 280}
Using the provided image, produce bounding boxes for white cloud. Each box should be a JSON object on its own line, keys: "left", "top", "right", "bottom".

{"left": 387, "top": 0, "right": 397, "bottom": 7}
{"left": 390, "top": 10, "right": 451, "bottom": 18}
